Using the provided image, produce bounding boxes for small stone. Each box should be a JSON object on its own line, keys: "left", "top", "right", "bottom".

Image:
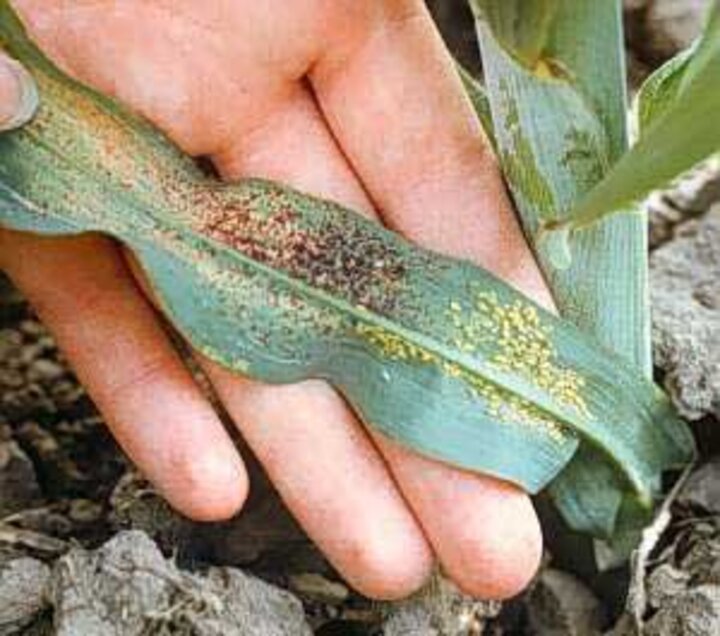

{"left": 0, "top": 558, "right": 51, "bottom": 634}
{"left": 18, "top": 320, "right": 46, "bottom": 338}
{"left": 527, "top": 569, "right": 604, "bottom": 636}
{"left": 646, "top": 585, "right": 720, "bottom": 636}
{"left": 678, "top": 532, "right": 720, "bottom": 587}
{"left": 651, "top": 205, "right": 720, "bottom": 419}
{"left": 27, "top": 359, "right": 65, "bottom": 383}
{"left": 51, "top": 531, "right": 313, "bottom": 636}
{"left": 680, "top": 458, "right": 720, "bottom": 514}
{"left": 0, "top": 329, "right": 22, "bottom": 352}
{"left": 646, "top": 564, "right": 691, "bottom": 609}
{"left": 383, "top": 607, "right": 439, "bottom": 636}
{"left": 16, "top": 422, "right": 60, "bottom": 456}
{"left": 0, "top": 439, "right": 43, "bottom": 517}
{"left": 643, "top": 0, "right": 707, "bottom": 62}
{"left": 0, "top": 369, "right": 24, "bottom": 391}
{"left": 9, "top": 507, "right": 75, "bottom": 539}
{"left": 648, "top": 161, "right": 720, "bottom": 250}
{"left": 624, "top": 0, "right": 648, "bottom": 11}
{"left": 288, "top": 573, "right": 349, "bottom": 605}
{"left": 383, "top": 574, "right": 499, "bottom": 636}
{"left": 67, "top": 499, "right": 103, "bottom": 525}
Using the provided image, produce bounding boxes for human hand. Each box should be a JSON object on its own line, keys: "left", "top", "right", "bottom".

{"left": 0, "top": 0, "right": 552, "bottom": 600}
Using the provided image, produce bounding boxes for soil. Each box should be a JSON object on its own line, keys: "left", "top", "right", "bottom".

{"left": 1, "top": 1, "right": 719, "bottom": 635}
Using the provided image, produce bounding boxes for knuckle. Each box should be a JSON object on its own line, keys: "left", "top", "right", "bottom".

{"left": 34, "top": 267, "right": 131, "bottom": 335}
{"left": 381, "top": 0, "right": 428, "bottom": 32}
{"left": 312, "top": 0, "right": 426, "bottom": 75}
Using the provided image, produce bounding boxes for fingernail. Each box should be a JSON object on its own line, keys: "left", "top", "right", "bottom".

{"left": 0, "top": 55, "right": 39, "bottom": 132}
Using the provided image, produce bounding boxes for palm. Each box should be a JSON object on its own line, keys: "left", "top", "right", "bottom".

{"left": 0, "top": 0, "right": 546, "bottom": 600}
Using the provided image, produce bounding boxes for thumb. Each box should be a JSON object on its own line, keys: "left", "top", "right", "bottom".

{"left": 0, "top": 52, "right": 38, "bottom": 132}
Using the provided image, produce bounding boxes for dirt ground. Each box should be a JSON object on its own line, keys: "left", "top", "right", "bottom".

{"left": 1, "top": 1, "right": 719, "bottom": 635}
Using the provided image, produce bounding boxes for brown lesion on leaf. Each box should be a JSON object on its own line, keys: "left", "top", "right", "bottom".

{"left": 193, "top": 184, "right": 408, "bottom": 316}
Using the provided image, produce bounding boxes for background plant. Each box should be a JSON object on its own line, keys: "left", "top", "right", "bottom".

{"left": 469, "top": 0, "right": 719, "bottom": 562}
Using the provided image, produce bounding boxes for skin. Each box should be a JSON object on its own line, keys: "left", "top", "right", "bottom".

{"left": 0, "top": 0, "right": 553, "bottom": 600}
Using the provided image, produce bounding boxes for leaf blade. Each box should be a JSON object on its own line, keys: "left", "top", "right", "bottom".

{"left": 0, "top": 1, "right": 695, "bottom": 535}
{"left": 570, "top": 0, "right": 720, "bottom": 228}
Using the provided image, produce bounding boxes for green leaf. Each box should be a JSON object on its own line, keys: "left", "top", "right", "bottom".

{"left": 473, "top": 0, "right": 661, "bottom": 540}
{"left": 634, "top": 45, "right": 696, "bottom": 135}
{"left": 0, "top": 2, "right": 694, "bottom": 540}
{"left": 455, "top": 62, "right": 495, "bottom": 144}
{"left": 469, "top": 0, "right": 560, "bottom": 69}
{"left": 569, "top": 0, "right": 720, "bottom": 228}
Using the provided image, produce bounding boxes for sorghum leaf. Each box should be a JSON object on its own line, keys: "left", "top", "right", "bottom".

{"left": 0, "top": 1, "right": 694, "bottom": 540}
{"left": 570, "top": 0, "right": 720, "bottom": 227}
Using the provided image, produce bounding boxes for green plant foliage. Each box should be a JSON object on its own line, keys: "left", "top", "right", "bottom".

{"left": 471, "top": 0, "right": 659, "bottom": 543}
{"left": 456, "top": 62, "right": 495, "bottom": 144}
{"left": 470, "top": 0, "right": 560, "bottom": 68}
{"left": 570, "top": 0, "right": 720, "bottom": 227}
{"left": 0, "top": 2, "right": 694, "bottom": 542}
{"left": 635, "top": 46, "right": 696, "bottom": 135}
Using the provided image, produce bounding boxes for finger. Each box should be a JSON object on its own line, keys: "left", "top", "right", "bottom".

{"left": 307, "top": 3, "right": 546, "bottom": 598}
{"left": 310, "top": 0, "right": 553, "bottom": 305}
{"left": 373, "top": 434, "right": 543, "bottom": 599}
{"left": 212, "top": 83, "right": 374, "bottom": 215}
{"left": 0, "top": 232, "right": 248, "bottom": 521}
{"left": 208, "top": 85, "right": 433, "bottom": 600}
{"left": 0, "top": 51, "right": 39, "bottom": 131}
{"left": 205, "top": 367, "right": 433, "bottom": 599}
